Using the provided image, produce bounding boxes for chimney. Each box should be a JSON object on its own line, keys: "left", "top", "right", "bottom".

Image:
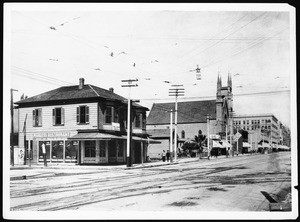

{"left": 109, "top": 87, "right": 114, "bottom": 93}
{"left": 79, "top": 78, "right": 84, "bottom": 89}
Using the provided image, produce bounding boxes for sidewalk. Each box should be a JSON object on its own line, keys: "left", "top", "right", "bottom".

{"left": 9, "top": 153, "right": 254, "bottom": 181}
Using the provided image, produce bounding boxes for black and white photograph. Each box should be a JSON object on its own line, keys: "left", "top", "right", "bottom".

{"left": 3, "top": 3, "right": 297, "bottom": 220}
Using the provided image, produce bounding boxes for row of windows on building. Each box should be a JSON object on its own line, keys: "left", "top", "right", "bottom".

{"left": 237, "top": 125, "right": 272, "bottom": 131}
{"left": 32, "top": 106, "right": 146, "bottom": 128}
{"left": 233, "top": 119, "right": 272, "bottom": 125}
{"left": 35, "top": 140, "right": 125, "bottom": 161}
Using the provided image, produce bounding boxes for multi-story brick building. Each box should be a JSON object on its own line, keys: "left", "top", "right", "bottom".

{"left": 232, "top": 113, "right": 290, "bottom": 150}
{"left": 14, "top": 78, "right": 150, "bottom": 165}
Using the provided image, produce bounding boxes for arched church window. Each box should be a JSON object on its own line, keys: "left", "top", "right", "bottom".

{"left": 181, "top": 130, "right": 185, "bottom": 139}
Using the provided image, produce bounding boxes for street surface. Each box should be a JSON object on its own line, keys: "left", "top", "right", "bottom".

{"left": 10, "top": 152, "right": 291, "bottom": 212}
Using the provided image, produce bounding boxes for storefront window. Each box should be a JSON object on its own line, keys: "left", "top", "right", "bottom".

{"left": 38, "top": 141, "right": 50, "bottom": 160}
{"left": 52, "top": 141, "right": 64, "bottom": 161}
{"left": 65, "top": 140, "right": 78, "bottom": 162}
{"left": 100, "top": 141, "right": 106, "bottom": 157}
{"left": 108, "top": 140, "right": 117, "bottom": 158}
{"left": 84, "top": 141, "right": 96, "bottom": 157}
{"left": 117, "top": 141, "right": 123, "bottom": 157}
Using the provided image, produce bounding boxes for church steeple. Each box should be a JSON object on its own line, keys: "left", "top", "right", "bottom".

{"left": 227, "top": 73, "right": 232, "bottom": 90}
{"left": 217, "top": 73, "right": 222, "bottom": 91}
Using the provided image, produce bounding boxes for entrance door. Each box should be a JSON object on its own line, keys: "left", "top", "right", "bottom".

{"left": 108, "top": 140, "right": 117, "bottom": 163}
{"left": 134, "top": 142, "right": 142, "bottom": 164}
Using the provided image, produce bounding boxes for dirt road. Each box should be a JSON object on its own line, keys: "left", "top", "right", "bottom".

{"left": 10, "top": 152, "right": 291, "bottom": 212}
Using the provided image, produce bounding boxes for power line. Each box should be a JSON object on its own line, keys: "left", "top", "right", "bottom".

{"left": 200, "top": 27, "right": 289, "bottom": 70}
{"left": 12, "top": 66, "right": 75, "bottom": 86}
{"left": 139, "top": 89, "right": 290, "bottom": 101}
{"left": 173, "top": 14, "right": 249, "bottom": 66}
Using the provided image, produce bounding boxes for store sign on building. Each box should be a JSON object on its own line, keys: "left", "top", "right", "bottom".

{"left": 33, "top": 132, "right": 71, "bottom": 140}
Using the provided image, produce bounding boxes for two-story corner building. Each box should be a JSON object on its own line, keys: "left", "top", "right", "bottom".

{"left": 146, "top": 74, "right": 233, "bottom": 158}
{"left": 14, "top": 78, "right": 150, "bottom": 165}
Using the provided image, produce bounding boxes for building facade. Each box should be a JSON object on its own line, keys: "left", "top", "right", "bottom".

{"left": 15, "top": 78, "right": 149, "bottom": 165}
{"left": 232, "top": 113, "right": 290, "bottom": 149}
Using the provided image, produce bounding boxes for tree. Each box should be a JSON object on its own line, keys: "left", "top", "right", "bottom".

{"left": 194, "top": 130, "right": 206, "bottom": 158}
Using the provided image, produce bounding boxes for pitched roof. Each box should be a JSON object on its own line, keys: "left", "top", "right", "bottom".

{"left": 15, "top": 84, "right": 146, "bottom": 109}
{"left": 147, "top": 100, "right": 216, "bottom": 125}
{"left": 147, "top": 128, "right": 170, "bottom": 138}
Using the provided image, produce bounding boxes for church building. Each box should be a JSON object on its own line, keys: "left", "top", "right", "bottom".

{"left": 146, "top": 74, "right": 233, "bottom": 159}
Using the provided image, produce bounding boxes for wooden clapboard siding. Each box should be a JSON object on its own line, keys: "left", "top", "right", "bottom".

{"left": 18, "top": 102, "right": 99, "bottom": 135}
{"left": 98, "top": 103, "right": 105, "bottom": 129}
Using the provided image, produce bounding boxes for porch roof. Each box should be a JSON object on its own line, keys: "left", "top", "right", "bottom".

{"left": 68, "top": 133, "right": 161, "bottom": 144}
{"left": 69, "top": 132, "right": 125, "bottom": 140}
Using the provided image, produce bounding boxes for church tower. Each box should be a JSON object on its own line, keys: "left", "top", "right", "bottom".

{"left": 215, "top": 73, "right": 233, "bottom": 138}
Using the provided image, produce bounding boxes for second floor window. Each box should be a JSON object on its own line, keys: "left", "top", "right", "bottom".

{"left": 33, "top": 108, "right": 42, "bottom": 127}
{"left": 135, "top": 113, "right": 142, "bottom": 128}
{"left": 77, "top": 106, "right": 89, "bottom": 124}
{"left": 142, "top": 113, "right": 146, "bottom": 129}
{"left": 105, "top": 106, "right": 113, "bottom": 123}
{"left": 53, "top": 108, "right": 65, "bottom": 125}
{"left": 104, "top": 106, "right": 120, "bottom": 124}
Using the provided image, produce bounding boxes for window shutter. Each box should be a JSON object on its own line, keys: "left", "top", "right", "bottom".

{"left": 61, "top": 108, "right": 65, "bottom": 125}
{"left": 38, "top": 109, "right": 42, "bottom": 126}
{"left": 76, "top": 107, "right": 79, "bottom": 123}
{"left": 85, "top": 106, "right": 89, "bottom": 123}
{"left": 32, "top": 110, "right": 36, "bottom": 126}
{"left": 52, "top": 109, "right": 56, "bottom": 125}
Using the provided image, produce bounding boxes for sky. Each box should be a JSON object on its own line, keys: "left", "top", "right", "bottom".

{"left": 4, "top": 3, "right": 295, "bottom": 128}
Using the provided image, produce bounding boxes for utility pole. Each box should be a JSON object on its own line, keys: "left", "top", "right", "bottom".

{"left": 170, "top": 109, "right": 173, "bottom": 162}
{"left": 207, "top": 114, "right": 210, "bottom": 160}
{"left": 10, "top": 88, "right": 18, "bottom": 166}
{"left": 225, "top": 123, "right": 228, "bottom": 157}
{"left": 23, "top": 114, "right": 28, "bottom": 166}
{"left": 121, "top": 79, "right": 138, "bottom": 167}
{"left": 169, "top": 85, "right": 184, "bottom": 162}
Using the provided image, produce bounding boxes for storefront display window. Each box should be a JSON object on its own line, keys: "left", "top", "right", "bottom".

{"left": 65, "top": 140, "right": 78, "bottom": 162}
{"left": 52, "top": 141, "right": 64, "bottom": 161}
{"left": 38, "top": 141, "right": 50, "bottom": 161}
{"left": 100, "top": 141, "right": 106, "bottom": 157}
{"left": 117, "top": 141, "right": 123, "bottom": 157}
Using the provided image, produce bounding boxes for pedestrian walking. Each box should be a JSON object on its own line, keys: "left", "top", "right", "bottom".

{"left": 162, "top": 150, "right": 166, "bottom": 162}
{"left": 166, "top": 150, "right": 170, "bottom": 162}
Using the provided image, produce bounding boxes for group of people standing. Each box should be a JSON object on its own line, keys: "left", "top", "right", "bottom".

{"left": 161, "top": 150, "right": 171, "bottom": 162}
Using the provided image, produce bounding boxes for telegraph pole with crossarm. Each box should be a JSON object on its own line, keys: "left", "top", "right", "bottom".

{"left": 121, "top": 79, "right": 138, "bottom": 167}
{"left": 169, "top": 85, "right": 184, "bottom": 162}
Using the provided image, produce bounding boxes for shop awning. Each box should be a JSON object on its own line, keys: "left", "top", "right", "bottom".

{"left": 68, "top": 132, "right": 126, "bottom": 140}
{"left": 212, "top": 140, "right": 225, "bottom": 148}
{"left": 243, "top": 142, "right": 252, "bottom": 148}
{"left": 258, "top": 142, "right": 270, "bottom": 148}
{"left": 277, "top": 145, "right": 290, "bottom": 150}
{"left": 221, "top": 140, "right": 232, "bottom": 148}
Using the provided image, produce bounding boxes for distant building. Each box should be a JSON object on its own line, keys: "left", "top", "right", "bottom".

{"left": 14, "top": 78, "right": 151, "bottom": 165}
{"left": 146, "top": 74, "right": 233, "bottom": 158}
{"left": 233, "top": 113, "right": 290, "bottom": 150}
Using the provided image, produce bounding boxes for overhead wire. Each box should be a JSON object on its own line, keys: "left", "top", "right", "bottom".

{"left": 172, "top": 13, "right": 250, "bottom": 68}
{"left": 12, "top": 66, "right": 75, "bottom": 86}
{"left": 139, "top": 89, "right": 290, "bottom": 101}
